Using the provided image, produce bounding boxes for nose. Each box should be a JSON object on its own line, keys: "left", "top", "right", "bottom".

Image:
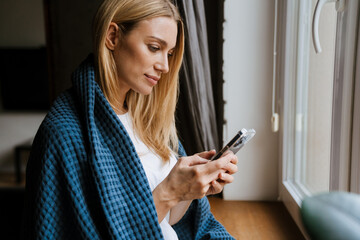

{"left": 155, "top": 54, "right": 169, "bottom": 74}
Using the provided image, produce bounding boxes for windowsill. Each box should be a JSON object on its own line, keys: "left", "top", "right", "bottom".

{"left": 208, "top": 196, "right": 305, "bottom": 239}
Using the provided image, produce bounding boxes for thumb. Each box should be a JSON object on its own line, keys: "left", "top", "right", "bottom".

{"left": 197, "top": 149, "right": 216, "bottom": 160}
{"left": 187, "top": 155, "right": 210, "bottom": 166}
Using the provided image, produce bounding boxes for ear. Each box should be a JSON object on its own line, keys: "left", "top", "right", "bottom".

{"left": 105, "top": 22, "right": 119, "bottom": 51}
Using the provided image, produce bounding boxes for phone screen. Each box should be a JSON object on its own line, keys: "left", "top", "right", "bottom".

{"left": 210, "top": 128, "right": 256, "bottom": 161}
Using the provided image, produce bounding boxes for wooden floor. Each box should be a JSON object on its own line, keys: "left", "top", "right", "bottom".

{"left": 208, "top": 197, "right": 305, "bottom": 240}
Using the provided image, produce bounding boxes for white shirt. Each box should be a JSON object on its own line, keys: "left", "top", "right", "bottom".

{"left": 118, "top": 113, "right": 178, "bottom": 240}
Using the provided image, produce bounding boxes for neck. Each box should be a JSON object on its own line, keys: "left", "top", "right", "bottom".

{"left": 114, "top": 86, "right": 129, "bottom": 115}
{"left": 114, "top": 106, "right": 127, "bottom": 115}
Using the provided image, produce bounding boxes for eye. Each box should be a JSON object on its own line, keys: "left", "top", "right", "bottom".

{"left": 148, "top": 45, "right": 160, "bottom": 52}
{"left": 168, "top": 51, "right": 174, "bottom": 58}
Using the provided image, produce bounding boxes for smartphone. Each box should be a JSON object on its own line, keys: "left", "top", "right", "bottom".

{"left": 210, "top": 128, "right": 256, "bottom": 161}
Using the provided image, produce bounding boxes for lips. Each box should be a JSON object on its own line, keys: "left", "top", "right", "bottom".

{"left": 144, "top": 74, "right": 160, "bottom": 86}
{"left": 145, "top": 74, "right": 160, "bottom": 81}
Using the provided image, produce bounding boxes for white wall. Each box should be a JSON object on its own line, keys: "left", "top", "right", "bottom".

{"left": 223, "top": 0, "right": 279, "bottom": 200}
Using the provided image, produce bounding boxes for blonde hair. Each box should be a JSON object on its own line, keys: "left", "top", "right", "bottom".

{"left": 93, "top": 0, "right": 184, "bottom": 161}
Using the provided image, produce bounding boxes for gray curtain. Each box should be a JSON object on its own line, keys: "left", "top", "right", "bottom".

{"left": 175, "top": 0, "right": 220, "bottom": 155}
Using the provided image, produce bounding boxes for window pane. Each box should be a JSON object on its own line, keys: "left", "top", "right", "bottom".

{"left": 301, "top": 1, "right": 337, "bottom": 193}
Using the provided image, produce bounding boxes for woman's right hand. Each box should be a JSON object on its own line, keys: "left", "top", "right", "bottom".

{"left": 164, "top": 150, "right": 237, "bottom": 201}
{"left": 152, "top": 150, "right": 237, "bottom": 223}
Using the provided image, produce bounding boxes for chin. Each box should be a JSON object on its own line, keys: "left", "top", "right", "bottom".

{"left": 138, "top": 87, "right": 154, "bottom": 96}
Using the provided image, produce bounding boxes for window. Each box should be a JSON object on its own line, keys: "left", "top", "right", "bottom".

{"left": 277, "top": 0, "right": 359, "bottom": 231}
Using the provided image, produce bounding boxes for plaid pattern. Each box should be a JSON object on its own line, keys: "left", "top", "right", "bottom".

{"left": 23, "top": 55, "right": 234, "bottom": 240}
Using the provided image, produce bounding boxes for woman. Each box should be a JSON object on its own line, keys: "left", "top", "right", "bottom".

{"left": 23, "top": 0, "right": 238, "bottom": 239}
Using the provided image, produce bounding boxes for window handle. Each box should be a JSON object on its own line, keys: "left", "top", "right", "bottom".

{"left": 312, "top": 0, "right": 345, "bottom": 53}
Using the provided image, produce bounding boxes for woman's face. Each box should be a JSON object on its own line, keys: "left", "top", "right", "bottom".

{"left": 109, "top": 16, "right": 178, "bottom": 96}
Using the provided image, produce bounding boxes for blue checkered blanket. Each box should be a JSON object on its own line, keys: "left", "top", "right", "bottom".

{"left": 23, "top": 55, "right": 234, "bottom": 239}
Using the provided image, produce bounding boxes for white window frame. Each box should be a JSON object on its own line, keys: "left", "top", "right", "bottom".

{"left": 351, "top": 21, "right": 360, "bottom": 194}
{"left": 277, "top": 1, "right": 311, "bottom": 235}
{"left": 329, "top": 0, "right": 358, "bottom": 191}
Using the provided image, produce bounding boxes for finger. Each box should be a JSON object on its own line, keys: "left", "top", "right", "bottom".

{"left": 193, "top": 153, "right": 235, "bottom": 184}
{"left": 198, "top": 166, "right": 226, "bottom": 186}
{"left": 205, "top": 153, "right": 234, "bottom": 173}
{"left": 231, "top": 154, "right": 238, "bottom": 164}
{"left": 186, "top": 155, "right": 209, "bottom": 166}
{"left": 209, "top": 180, "right": 224, "bottom": 195}
{"left": 197, "top": 149, "right": 216, "bottom": 160}
{"left": 222, "top": 162, "right": 238, "bottom": 175}
{"left": 218, "top": 172, "right": 234, "bottom": 184}
{"left": 222, "top": 151, "right": 238, "bottom": 164}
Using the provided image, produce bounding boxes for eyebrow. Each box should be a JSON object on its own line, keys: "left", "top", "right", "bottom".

{"left": 148, "top": 36, "right": 175, "bottom": 49}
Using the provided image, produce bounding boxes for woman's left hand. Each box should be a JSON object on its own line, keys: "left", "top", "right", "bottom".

{"left": 168, "top": 150, "right": 238, "bottom": 225}
{"left": 200, "top": 150, "right": 238, "bottom": 196}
